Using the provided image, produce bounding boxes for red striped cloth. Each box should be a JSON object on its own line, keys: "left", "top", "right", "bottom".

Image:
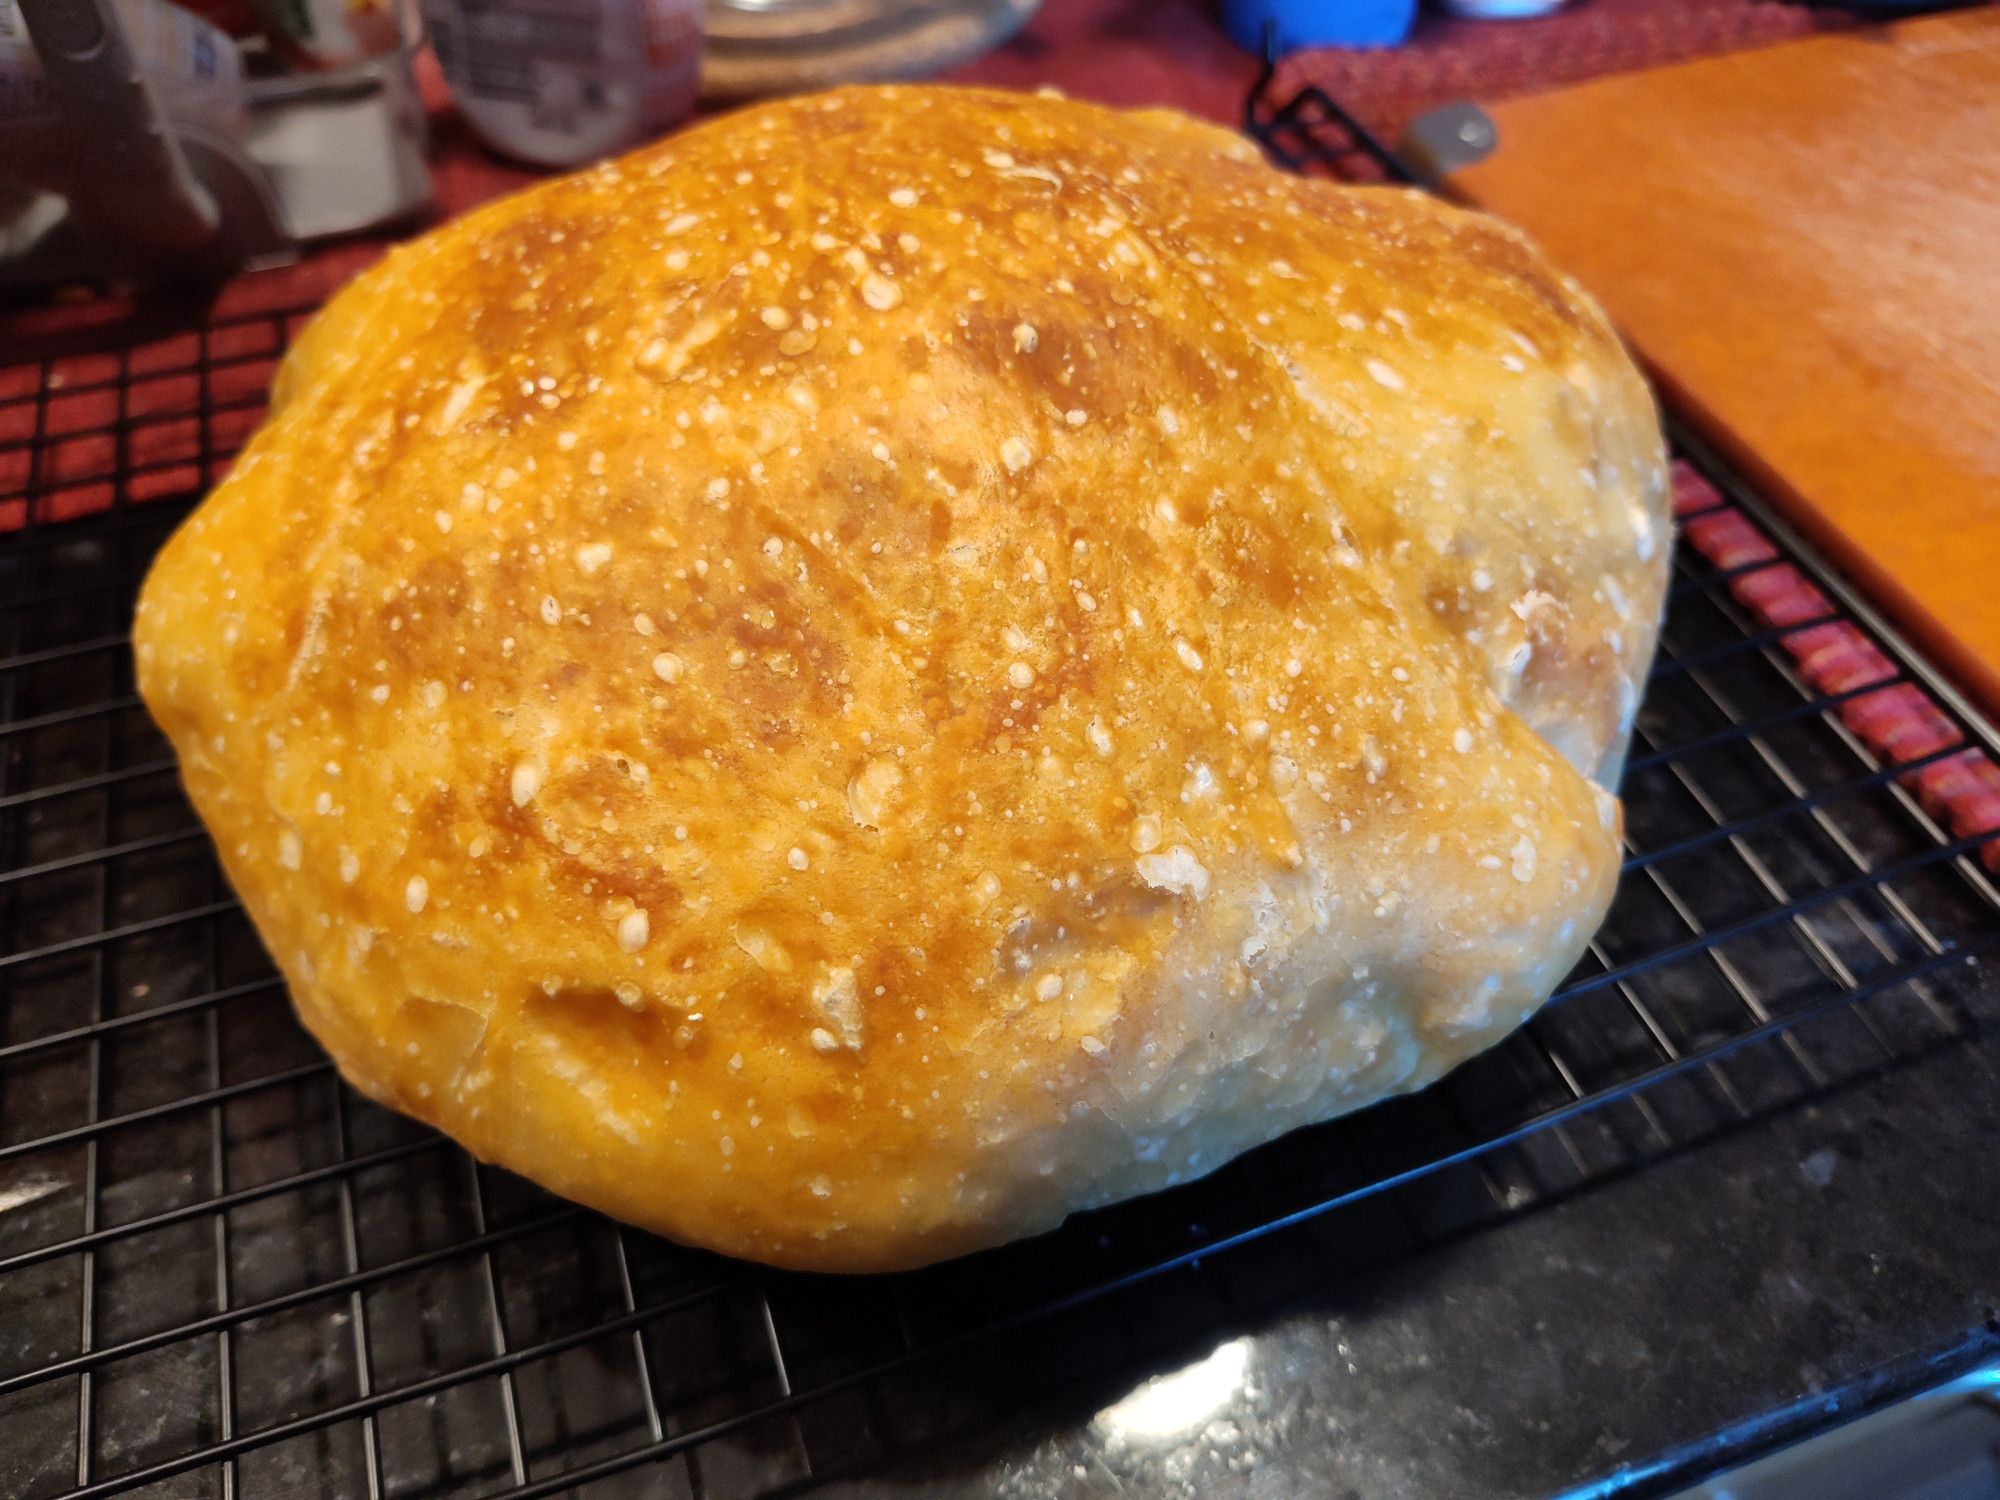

{"left": 1672, "top": 463, "right": 2000, "bottom": 871}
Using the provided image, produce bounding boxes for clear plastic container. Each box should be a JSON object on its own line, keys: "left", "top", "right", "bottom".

{"left": 422, "top": 0, "right": 701, "bottom": 168}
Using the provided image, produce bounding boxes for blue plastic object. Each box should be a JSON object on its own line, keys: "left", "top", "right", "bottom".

{"left": 1220, "top": 0, "right": 1418, "bottom": 53}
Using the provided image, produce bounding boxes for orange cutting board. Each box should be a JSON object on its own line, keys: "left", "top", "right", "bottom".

{"left": 1445, "top": 9, "right": 2000, "bottom": 709}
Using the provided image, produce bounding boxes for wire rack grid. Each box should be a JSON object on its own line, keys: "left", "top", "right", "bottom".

{"left": 4, "top": 98, "right": 2000, "bottom": 1500}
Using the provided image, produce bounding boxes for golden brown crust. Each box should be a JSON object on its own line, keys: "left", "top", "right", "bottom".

{"left": 134, "top": 85, "right": 1669, "bottom": 1271}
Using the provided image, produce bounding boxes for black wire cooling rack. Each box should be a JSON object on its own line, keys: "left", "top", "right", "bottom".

{"left": 4, "top": 89, "right": 2000, "bottom": 1500}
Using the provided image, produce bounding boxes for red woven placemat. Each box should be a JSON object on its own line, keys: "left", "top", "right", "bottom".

{"left": 1670, "top": 461, "right": 2000, "bottom": 872}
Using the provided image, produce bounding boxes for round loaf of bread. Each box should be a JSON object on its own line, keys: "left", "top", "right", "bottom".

{"left": 135, "top": 85, "right": 1670, "bottom": 1271}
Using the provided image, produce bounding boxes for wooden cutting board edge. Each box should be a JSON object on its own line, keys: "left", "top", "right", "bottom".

{"left": 1638, "top": 348, "right": 2000, "bottom": 712}
{"left": 1432, "top": 11, "right": 2000, "bottom": 716}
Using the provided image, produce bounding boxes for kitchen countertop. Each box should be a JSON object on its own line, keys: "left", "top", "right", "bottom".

{"left": 800, "top": 1013, "right": 2000, "bottom": 1498}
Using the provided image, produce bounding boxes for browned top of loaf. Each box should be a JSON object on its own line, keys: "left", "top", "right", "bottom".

{"left": 134, "top": 85, "right": 1667, "bottom": 1269}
